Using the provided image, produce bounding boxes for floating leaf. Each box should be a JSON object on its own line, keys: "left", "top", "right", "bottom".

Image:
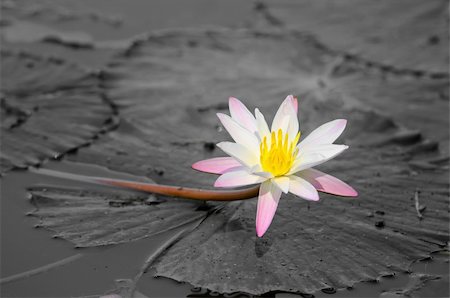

{"left": 1, "top": 50, "right": 96, "bottom": 96}
{"left": 28, "top": 185, "right": 214, "bottom": 248}
{"left": 29, "top": 29, "right": 448, "bottom": 295}
{"left": 0, "top": 50, "right": 113, "bottom": 173}
{"left": 258, "top": 0, "right": 448, "bottom": 74}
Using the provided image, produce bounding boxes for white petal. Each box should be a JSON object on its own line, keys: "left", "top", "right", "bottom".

{"left": 255, "top": 108, "right": 270, "bottom": 141}
{"left": 297, "top": 119, "right": 347, "bottom": 151}
{"left": 229, "top": 97, "right": 257, "bottom": 133}
{"left": 278, "top": 115, "right": 290, "bottom": 134}
{"left": 216, "top": 142, "right": 258, "bottom": 169}
{"left": 273, "top": 176, "right": 290, "bottom": 193}
{"left": 256, "top": 180, "right": 282, "bottom": 237}
{"left": 214, "top": 168, "right": 267, "bottom": 188}
{"left": 289, "top": 144, "right": 348, "bottom": 174}
{"left": 217, "top": 113, "right": 260, "bottom": 152}
{"left": 289, "top": 175, "right": 319, "bottom": 201}
{"left": 271, "top": 95, "right": 299, "bottom": 141}
{"left": 254, "top": 172, "right": 274, "bottom": 179}
{"left": 250, "top": 164, "right": 274, "bottom": 179}
{"left": 285, "top": 95, "right": 299, "bottom": 139}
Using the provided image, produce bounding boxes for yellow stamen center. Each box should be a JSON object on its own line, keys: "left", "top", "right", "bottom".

{"left": 260, "top": 129, "right": 300, "bottom": 177}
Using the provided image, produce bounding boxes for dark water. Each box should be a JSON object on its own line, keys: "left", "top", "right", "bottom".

{"left": 1, "top": 160, "right": 448, "bottom": 297}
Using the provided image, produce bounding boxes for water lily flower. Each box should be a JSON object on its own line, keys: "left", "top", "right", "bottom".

{"left": 193, "top": 96, "right": 357, "bottom": 237}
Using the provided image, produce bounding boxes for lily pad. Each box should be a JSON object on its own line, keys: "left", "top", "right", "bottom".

{"left": 258, "top": 0, "right": 449, "bottom": 74}
{"left": 30, "top": 29, "right": 448, "bottom": 295}
{"left": 0, "top": 50, "right": 113, "bottom": 173}
{"left": 28, "top": 185, "right": 212, "bottom": 248}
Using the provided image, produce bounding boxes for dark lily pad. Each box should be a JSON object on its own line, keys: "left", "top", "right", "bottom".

{"left": 28, "top": 185, "right": 212, "bottom": 248}
{"left": 258, "top": 0, "right": 448, "bottom": 75}
{"left": 0, "top": 50, "right": 114, "bottom": 173}
{"left": 1, "top": 50, "right": 96, "bottom": 96}
{"left": 29, "top": 29, "right": 448, "bottom": 295}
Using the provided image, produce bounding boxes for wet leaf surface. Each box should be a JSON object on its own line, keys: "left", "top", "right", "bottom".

{"left": 1, "top": 50, "right": 96, "bottom": 96}
{"left": 24, "top": 29, "right": 449, "bottom": 295}
{"left": 28, "top": 185, "right": 212, "bottom": 247}
{"left": 0, "top": 50, "right": 114, "bottom": 173}
{"left": 258, "top": 0, "right": 449, "bottom": 74}
{"left": 380, "top": 273, "right": 441, "bottom": 298}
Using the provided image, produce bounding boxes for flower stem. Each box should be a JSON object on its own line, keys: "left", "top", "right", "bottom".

{"left": 97, "top": 178, "right": 259, "bottom": 201}
{"left": 29, "top": 167, "right": 259, "bottom": 201}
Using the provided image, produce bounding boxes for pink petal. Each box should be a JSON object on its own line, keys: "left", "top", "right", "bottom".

{"left": 229, "top": 97, "right": 257, "bottom": 133}
{"left": 292, "top": 96, "right": 298, "bottom": 114}
{"left": 288, "top": 175, "right": 320, "bottom": 201}
{"left": 192, "top": 157, "right": 242, "bottom": 174}
{"left": 256, "top": 180, "right": 282, "bottom": 237}
{"left": 214, "top": 169, "right": 266, "bottom": 188}
{"left": 298, "top": 168, "right": 358, "bottom": 197}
